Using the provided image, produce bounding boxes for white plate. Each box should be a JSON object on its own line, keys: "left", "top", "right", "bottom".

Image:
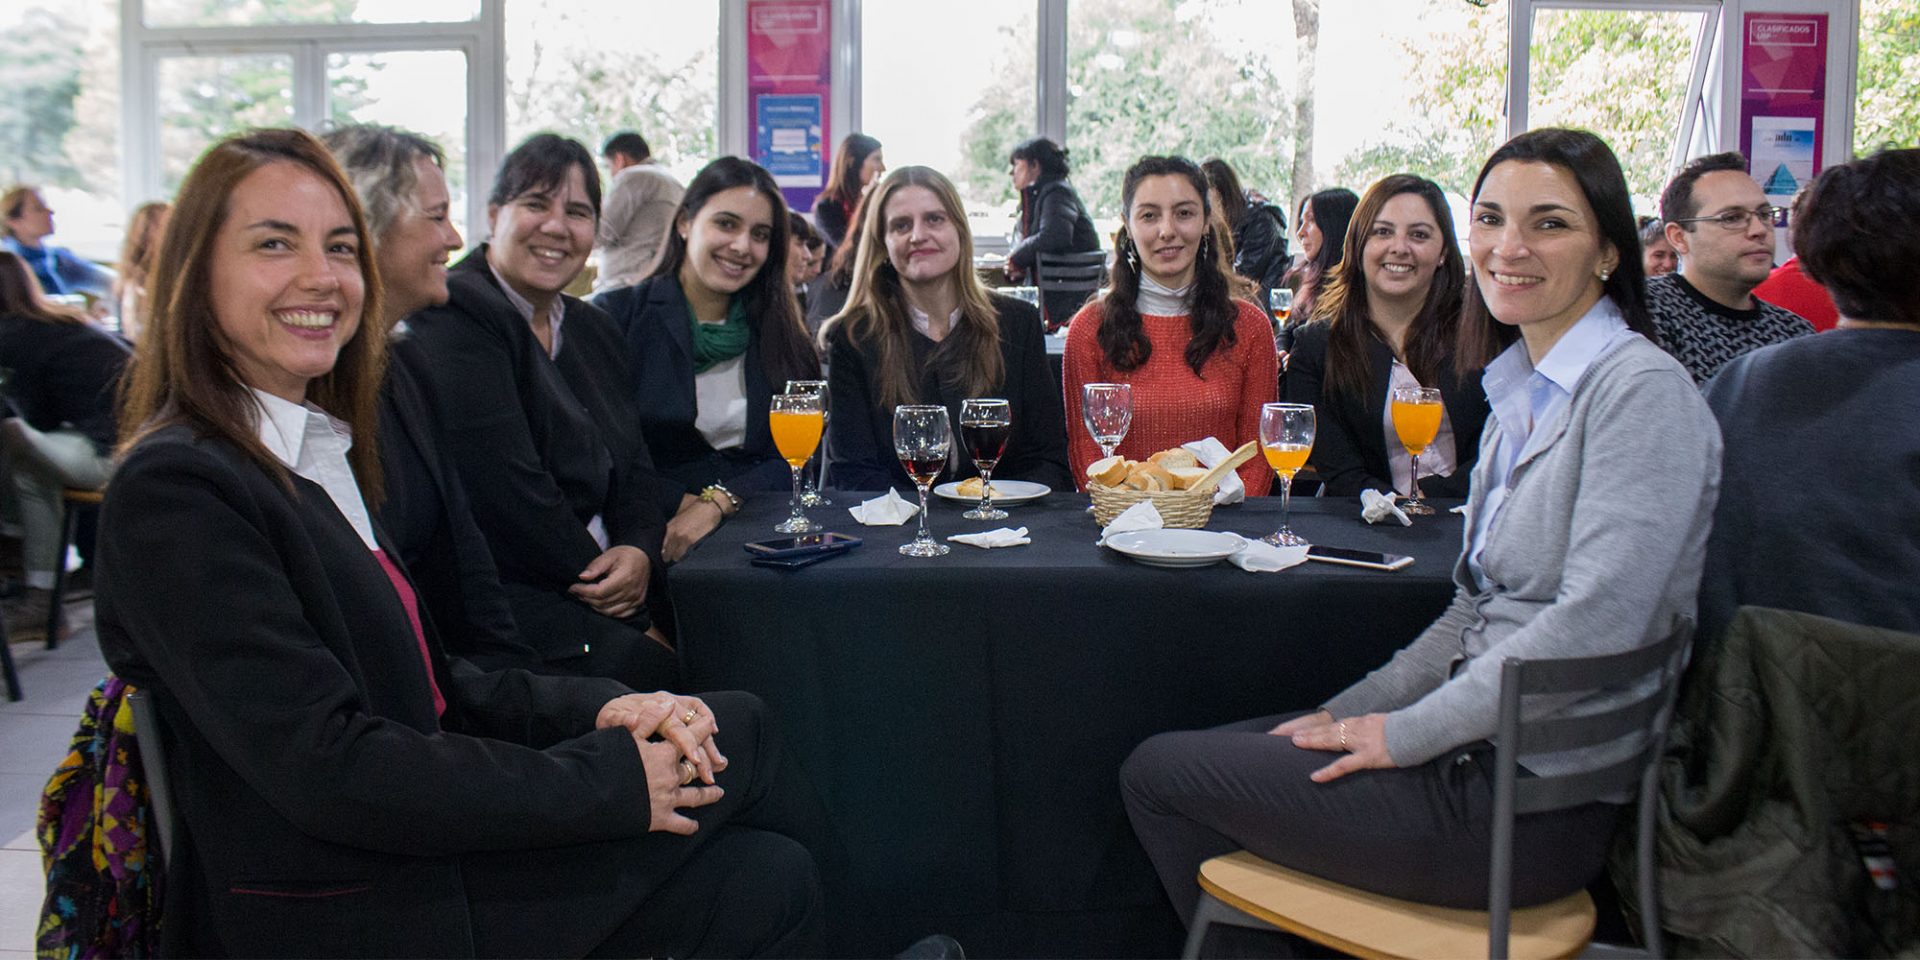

{"left": 933, "top": 480, "right": 1052, "bottom": 506}
{"left": 1103, "top": 529, "right": 1248, "bottom": 568}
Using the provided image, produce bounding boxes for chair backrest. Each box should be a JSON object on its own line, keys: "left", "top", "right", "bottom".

{"left": 1034, "top": 250, "right": 1106, "bottom": 292}
{"left": 124, "top": 689, "right": 178, "bottom": 863}
{"left": 1487, "top": 618, "right": 1695, "bottom": 959}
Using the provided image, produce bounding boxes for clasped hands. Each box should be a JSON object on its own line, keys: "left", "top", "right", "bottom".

{"left": 597, "top": 692, "right": 727, "bottom": 834}
{"left": 1270, "top": 710, "right": 1395, "bottom": 783}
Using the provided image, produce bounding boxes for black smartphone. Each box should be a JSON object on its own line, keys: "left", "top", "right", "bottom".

{"left": 742, "top": 533, "right": 863, "bottom": 558}
{"left": 1305, "top": 545, "right": 1415, "bottom": 571}
{"left": 751, "top": 548, "right": 854, "bottom": 570}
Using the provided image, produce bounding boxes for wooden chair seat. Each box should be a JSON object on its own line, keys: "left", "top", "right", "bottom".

{"left": 62, "top": 488, "right": 105, "bottom": 506}
{"left": 1196, "top": 851, "right": 1595, "bottom": 960}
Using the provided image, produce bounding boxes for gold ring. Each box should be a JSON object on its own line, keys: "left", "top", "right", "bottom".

{"left": 678, "top": 759, "right": 697, "bottom": 785}
{"left": 1338, "top": 721, "right": 1349, "bottom": 751}
{"left": 682, "top": 709, "right": 698, "bottom": 726}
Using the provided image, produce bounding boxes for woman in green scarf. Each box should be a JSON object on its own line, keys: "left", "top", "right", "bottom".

{"left": 594, "top": 157, "right": 820, "bottom": 558}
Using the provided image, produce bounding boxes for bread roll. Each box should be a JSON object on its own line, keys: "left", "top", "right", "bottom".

{"left": 1135, "top": 464, "right": 1176, "bottom": 490}
{"left": 1088, "top": 455, "right": 1130, "bottom": 488}
{"left": 1167, "top": 467, "right": 1210, "bottom": 490}
{"left": 1149, "top": 449, "right": 1198, "bottom": 470}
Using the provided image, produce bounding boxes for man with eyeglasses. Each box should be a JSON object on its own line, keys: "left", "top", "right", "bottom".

{"left": 1648, "top": 152, "right": 1815, "bottom": 384}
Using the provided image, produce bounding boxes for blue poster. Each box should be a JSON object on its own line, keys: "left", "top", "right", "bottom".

{"left": 755, "top": 94, "right": 824, "bottom": 188}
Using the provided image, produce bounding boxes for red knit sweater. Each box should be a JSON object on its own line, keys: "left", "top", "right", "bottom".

{"left": 1062, "top": 299, "right": 1277, "bottom": 494}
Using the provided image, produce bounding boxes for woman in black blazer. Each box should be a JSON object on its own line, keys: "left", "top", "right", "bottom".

{"left": 96, "top": 128, "right": 819, "bottom": 958}
{"left": 822, "top": 165, "right": 1071, "bottom": 492}
{"left": 593, "top": 158, "right": 820, "bottom": 506}
{"left": 398, "top": 135, "right": 691, "bottom": 686}
{"left": 1281, "top": 175, "right": 1487, "bottom": 499}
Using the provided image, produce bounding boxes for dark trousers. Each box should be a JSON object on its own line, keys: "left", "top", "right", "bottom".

{"left": 1121, "top": 713, "right": 1620, "bottom": 923}
{"left": 463, "top": 690, "right": 826, "bottom": 958}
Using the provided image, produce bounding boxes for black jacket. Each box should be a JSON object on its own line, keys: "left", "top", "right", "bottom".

{"left": 1007, "top": 178, "right": 1101, "bottom": 328}
{"left": 95, "top": 424, "right": 644, "bottom": 957}
{"left": 825, "top": 294, "right": 1072, "bottom": 492}
{"left": 397, "top": 247, "right": 676, "bottom": 644}
{"left": 0, "top": 313, "right": 130, "bottom": 449}
{"left": 1229, "top": 200, "right": 1289, "bottom": 296}
{"left": 592, "top": 274, "right": 801, "bottom": 496}
{"left": 812, "top": 195, "right": 854, "bottom": 250}
{"left": 1281, "top": 320, "right": 1488, "bottom": 499}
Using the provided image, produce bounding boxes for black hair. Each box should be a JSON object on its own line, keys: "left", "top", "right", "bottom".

{"left": 1010, "top": 137, "right": 1071, "bottom": 181}
{"left": 1637, "top": 214, "right": 1666, "bottom": 248}
{"left": 491, "top": 133, "right": 602, "bottom": 220}
{"left": 1097, "top": 155, "right": 1239, "bottom": 377}
{"left": 1795, "top": 147, "right": 1920, "bottom": 326}
{"left": 1199, "top": 158, "right": 1249, "bottom": 231}
{"left": 819, "top": 133, "right": 882, "bottom": 208}
{"left": 1659, "top": 151, "right": 1747, "bottom": 224}
{"left": 1299, "top": 188, "right": 1360, "bottom": 279}
{"left": 602, "top": 131, "right": 651, "bottom": 163}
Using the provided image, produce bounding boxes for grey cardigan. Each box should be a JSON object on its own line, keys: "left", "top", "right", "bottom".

{"left": 1322, "top": 333, "right": 1722, "bottom": 775}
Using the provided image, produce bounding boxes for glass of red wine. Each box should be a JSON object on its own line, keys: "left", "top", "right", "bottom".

{"left": 893, "top": 404, "right": 952, "bottom": 557}
{"left": 960, "top": 398, "right": 1011, "bottom": 521}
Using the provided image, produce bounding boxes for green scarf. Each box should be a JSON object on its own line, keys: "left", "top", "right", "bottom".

{"left": 688, "top": 294, "right": 750, "bottom": 373}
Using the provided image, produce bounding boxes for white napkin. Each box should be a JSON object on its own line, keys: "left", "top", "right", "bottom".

{"left": 1228, "top": 541, "right": 1310, "bottom": 573}
{"left": 1182, "top": 437, "right": 1247, "bottom": 504}
{"left": 948, "top": 527, "right": 1031, "bottom": 549}
{"left": 1360, "top": 488, "right": 1412, "bottom": 527}
{"left": 1096, "top": 500, "right": 1163, "bottom": 545}
{"left": 1450, "top": 504, "right": 1469, "bottom": 516}
{"left": 849, "top": 489, "right": 919, "bottom": 525}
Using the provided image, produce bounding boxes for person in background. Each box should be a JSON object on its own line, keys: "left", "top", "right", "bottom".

{"left": 788, "top": 213, "right": 821, "bottom": 288}
{"left": 1061, "top": 155, "right": 1276, "bottom": 495}
{"left": 1638, "top": 215, "right": 1677, "bottom": 277}
{"left": 399, "top": 134, "right": 683, "bottom": 689}
{"left": 1649, "top": 152, "right": 1813, "bottom": 383}
{"left": 1, "top": 185, "right": 114, "bottom": 307}
{"left": 1004, "top": 137, "right": 1101, "bottom": 330}
{"left": 1282, "top": 187, "right": 1358, "bottom": 340}
{"left": 1698, "top": 147, "right": 1920, "bottom": 640}
{"left": 1750, "top": 189, "right": 1838, "bottom": 332}
{"left": 594, "top": 131, "right": 686, "bottom": 294}
{"left": 0, "top": 251, "right": 129, "bottom": 643}
{"left": 95, "top": 127, "right": 821, "bottom": 958}
{"left": 1282, "top": 174, "right": 1487, "bottom": 499}
{"left": 594, "top": 157, "right": 821, "bottom": 515}
{"left": 113, "top": 201, "right": 170, "bottom": 340}
{"left": 1123, "top": 126, "right": 1719, "bottom": 928}
{"left": 803, "top": 189, "right": 873, "bottom": 336}
{"left": 1202, "top": 157, "right": 1289, "bottom": 307}
{"left": 812, "top": 133, "right": 883, "bottom": 250}
{"left": 822, "top": 165, "right": 1070, "bottom": 492}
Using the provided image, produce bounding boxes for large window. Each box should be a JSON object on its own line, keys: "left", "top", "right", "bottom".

{"left": 1, "top": 0, "right": 123, "bottom": 261}
{"left": 156, "top": 53, "right": 297, "bottom": 194}
{"left": 1856, "top": 0, "right": 1919, "bottom": 154}
{"left": 329, "top": 50, "right": 472, "bottom": 242}
{"left": 862, "top": 1, "right": 1035, "bottom": 235}
{"left": 142, "top": 0, "right": 479, "bottom": 28}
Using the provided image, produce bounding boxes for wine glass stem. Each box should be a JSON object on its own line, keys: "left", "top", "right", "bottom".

{"left": 1279, "top": 473, "right": 1294, "bottom": 533}
{"left": 977, "top": 466, "right": 993, "bottom": 515}
{"left": 1408, "top": 452, "right": 1422, "bottom": 501}
{"left": 789, "top": 464, "right": 805, "bottom": 520}
{"left": 915, "top": 483, "right": 934, "bottom": 543}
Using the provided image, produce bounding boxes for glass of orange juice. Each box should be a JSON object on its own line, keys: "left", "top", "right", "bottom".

{"left": 1259, "top": 402, "right": 1316, "bottom": 546}
{"left": 1390, "top": 385, "right": 1443, "bottom": 516}
{"left": 770, "top": 392, "right": 825, "bottom": 533}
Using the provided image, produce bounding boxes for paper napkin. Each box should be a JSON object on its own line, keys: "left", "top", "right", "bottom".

{"left": 1228, "top": 541, "right": 1310, "bottom": 573}
{"left": 1360, "top": 488, "right": 1412, "bottom": 527}
{"left": 1182, "top": 436, "right": 1247, "bottom": 504}
{"left": 948, "top": 527, "right": 1031, "bottom": 549}
{"left": 1097, "top": 500, "right": 1164, "bottom": 545}
{"left": 849, "top": 489, "right": 919, "bottom": 525}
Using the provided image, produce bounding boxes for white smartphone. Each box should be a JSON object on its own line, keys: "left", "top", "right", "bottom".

{"left": 1305, "top": 545, "right": 1415, "bottom": 571}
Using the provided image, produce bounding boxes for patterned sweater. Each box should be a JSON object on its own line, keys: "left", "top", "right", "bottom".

{"left": 1648, "top": 272, "right": 1814, "bottom": 384}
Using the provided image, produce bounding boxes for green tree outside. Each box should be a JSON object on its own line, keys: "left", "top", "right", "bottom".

{"left": 1856, "top": 0, "right": 1920, "bottom": 152}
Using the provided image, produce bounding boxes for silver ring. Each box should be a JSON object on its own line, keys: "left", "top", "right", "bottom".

{"left": 678, "top": 759, "right": 697, "bottom": 785}
{"left": 1338, "top": 721, "right": 1349, "bottom": 751}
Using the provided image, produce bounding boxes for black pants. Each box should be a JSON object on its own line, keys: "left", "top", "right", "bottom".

{"left": 1121, "top": 712, "right": 1620, "bottom": 924}
{"left": 463, "top": 690, "right": 825, "bottom": 958}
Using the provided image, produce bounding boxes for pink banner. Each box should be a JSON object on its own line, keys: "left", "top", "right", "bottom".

{"left": 1738, "top": 12, "right": 1827, "bottom": 198}
{"left": 747, "top": 0, "right": 832, "bottom": 213}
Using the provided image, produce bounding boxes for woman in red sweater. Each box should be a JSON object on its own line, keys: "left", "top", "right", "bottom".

{"left": 1063, "top": 155, "right": 1276, "bottom": 493}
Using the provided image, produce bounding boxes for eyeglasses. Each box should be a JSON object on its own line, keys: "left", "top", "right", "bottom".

{"left": 1670, "top": 205, "right": 1786, "bottom": 232}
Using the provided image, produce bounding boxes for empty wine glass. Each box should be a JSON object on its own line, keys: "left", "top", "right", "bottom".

{"left": 893, "top": 404, "right": 952, "bottom": 557}
{"left": 1259, "top": 402, "right": 1316, "bottom": 547}
{"left": 786, "top": 379, "right": 831, "bottom": 506}
{"left": 1081, "top": 382, "right": 1133, "bottom": 461}
{"left": 960, "top": 398, "right": 1011, "bottom": 521}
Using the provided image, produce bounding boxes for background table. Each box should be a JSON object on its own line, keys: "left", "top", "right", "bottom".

{"left": 671, "top": 491, "right": 1463, "bottom": 957}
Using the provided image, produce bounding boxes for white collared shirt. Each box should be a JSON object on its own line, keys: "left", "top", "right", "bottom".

{"left": 907, "top": 303, "right": 964, "bottom": 341}
{"left": 250, "top": 388, "right": 378, "bottom": 550}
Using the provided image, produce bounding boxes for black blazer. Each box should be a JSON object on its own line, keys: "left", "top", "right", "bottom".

{"left": 0, "top": 313, "right": 130, "bottom": 449}
{"left": 95, "top": 425, "right": 645, "bottom": 957}
{"left": 1281, "top": 319, "right": 1489, "bottom": 498}
{"left": 825, "top": 294, "right": 1073, "bottom": 492}
{"left": 398, "top": 247, "right": 676, "bottom": 644}
{"left": 592, "top": 274, "right": 801, "bottom": 496}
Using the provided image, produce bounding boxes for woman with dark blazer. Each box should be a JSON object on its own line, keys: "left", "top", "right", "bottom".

{"left": 398, "top": 135, "right": 691, "bottom": 686}
{"left": 96, "top": 127, "right": 819, "bottom": 959}
{"left": 593, "top": 157, "right": 820, "bottom": 502}
{"left": 822, "top": 165, "right": 1071, "bottom": 492}
{"left": 1004, "top": 137, "right": 1101, "bottom": 330}
{"left": 1281, "top": 175, "right": 1488, "bottom": 499}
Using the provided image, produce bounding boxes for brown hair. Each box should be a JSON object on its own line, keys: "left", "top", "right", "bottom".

{"left": 0, "top": 251, "right": 87, "bottom": 325}
{"left": 1311, "top": 174, "right": 1465, "bottom": 399}
{"left": 113, "top": 201, "right": 171, "bottom": 303}
{"left": 1, "top": 185, "right": 40, "bottom": 237}
{"left": 822, "top": 166, "right": 1003, "bottom": 410}
{"left": 1795, "top": 147, "right": 1920, "bottom": 327}
{"left": 118, "top": 128, "right": 386, "bottom": 502}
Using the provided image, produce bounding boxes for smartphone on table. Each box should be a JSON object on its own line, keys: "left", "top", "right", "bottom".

{"left": 1304, "top": 545, "right": 1414, "bottom": 572}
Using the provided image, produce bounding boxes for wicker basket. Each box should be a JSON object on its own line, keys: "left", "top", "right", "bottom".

{"left": 1089, "top": 483, "right": 1219, "bottom": 528}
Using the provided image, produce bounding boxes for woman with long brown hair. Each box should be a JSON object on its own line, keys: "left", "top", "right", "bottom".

{"left": 810, "top": 132, "right": 883, "bottom": 249}
{"left": 112, "top": 201, "right": 170, "bottom": 340}
{"left": 1282, "top": 174, "right": 1488, "bottom": 498}
{"left": 95, "top": 127, "right": 820, "bottom": 958}
{"left": 821, "top": 165, "right": 1070, "bottom": 491}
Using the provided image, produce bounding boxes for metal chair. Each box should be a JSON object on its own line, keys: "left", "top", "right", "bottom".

{"left": 1034, "top": 250, "right": 1106, "bottom": 329}
{"left": 125, "top": 689, "right": 179, "bottom": 863}
{"left": 45, "top": 486, "right": 104, "bottom": 649}
{"left": 1185, "top": 620, "right": 1694, "bottom": 960}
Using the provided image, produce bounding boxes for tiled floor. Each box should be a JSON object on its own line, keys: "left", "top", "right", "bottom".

{"left": 0, "top": 602, "right": 110, "bottom": 954}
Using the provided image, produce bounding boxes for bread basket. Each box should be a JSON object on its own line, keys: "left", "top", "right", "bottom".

{"left": 1087, "top": 441, "right": 1259, "bottom": 527}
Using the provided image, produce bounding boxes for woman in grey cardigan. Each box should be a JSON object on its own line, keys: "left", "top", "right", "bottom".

{"left": 1122, "top": 128, "right": 1722, "bottom": 919}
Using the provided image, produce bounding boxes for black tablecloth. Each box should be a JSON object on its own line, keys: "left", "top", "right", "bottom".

{"left": 670, "top": 491, "right": 1464, "bottom": 957}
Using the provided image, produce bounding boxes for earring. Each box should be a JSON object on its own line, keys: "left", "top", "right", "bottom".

{"left": 1200, "top": 232, "right": 1212, "bottom": 260}
{"left": 1599, "top": 268, "right": 1612, "bottom": 281}
{"left": 1124, "top": 239, "right": 1140, "bottom": 271}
